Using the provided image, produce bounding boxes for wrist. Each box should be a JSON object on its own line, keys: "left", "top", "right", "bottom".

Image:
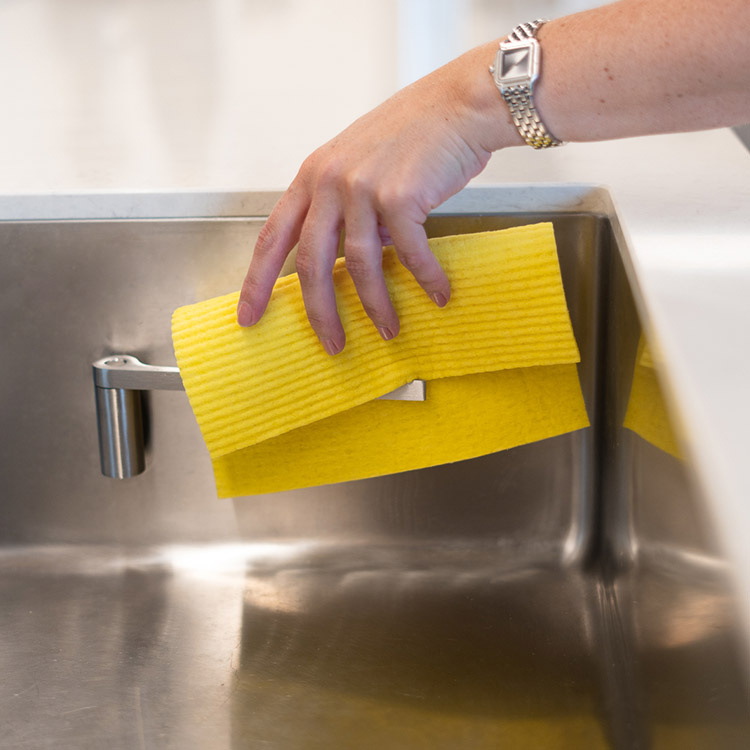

{"left": 490, "top": 21, "right": 565, "bottom": 150}
{"left": 444, "top": 41, "right": 526, "bottom": 154}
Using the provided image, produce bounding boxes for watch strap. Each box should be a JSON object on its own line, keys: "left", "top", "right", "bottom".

{"left": 507, "top": 19, "right": 546, "bottom": 43}
{"left": 496, "top": 20, "right": 564, "bottom": 150}
{"left": 503, "top": 82, "right": 562, "bottom": 150}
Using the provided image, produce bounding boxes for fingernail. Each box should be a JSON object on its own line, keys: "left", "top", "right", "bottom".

{"left": 378, "top": 326, "right": 394, "bottom": 341}
{"left": 322, "top": 339, "right": 341, "bottom": 356}
{"left": 431, "top": 292, "right": 448, "bottom": 308}
{"left": 237, "top": 301, "right": 257, "bottom": 327}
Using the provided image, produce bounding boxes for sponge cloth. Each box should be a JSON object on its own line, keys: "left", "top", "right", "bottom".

{"left": 624, "top": 337, "right": 682, "bottom": 458}
{"left": 172, "top": 223, "right": 589, "bottom": 497}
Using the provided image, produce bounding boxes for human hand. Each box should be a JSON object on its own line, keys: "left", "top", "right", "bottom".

{"left": 237, "top": 42, "right": 517, "bottom": 354}
{"left": 237, "top": 0, "right": 750, "bottom": 354}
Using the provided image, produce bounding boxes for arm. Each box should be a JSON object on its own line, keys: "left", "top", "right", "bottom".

{"left": 237, "top": 0, "right": 750, "bottom": 354}
{"left": 538, "top": 0, "right": 750, "bottom": 142}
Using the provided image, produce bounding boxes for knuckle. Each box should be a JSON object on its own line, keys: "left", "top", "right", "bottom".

{"left": 344, "top": 169, "right": 374, "bottom": 200}
{"left": 315, "top": 157, "right": 345, "bottom": 191}
{"left": 298, "top": 148, "right": 329, "bottom": 184}
{"left": 295, "top": 249, "right": 320, "bottom": 282}
{"left": 298, "top": 152, "right": 318, "bottom": 177}
{"left": 377, "top": 185, "right": 409, "bottom": 215}
{"left": 254, "top": 221, "right": 278, "bottom": 258}
{"left": 397, "top": 249, "right": 427, "bottom": 273}
{"left": 343, "top": 248, "right": 373, "bottom": 281}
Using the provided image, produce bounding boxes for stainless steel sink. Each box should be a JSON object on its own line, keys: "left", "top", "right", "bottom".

{"left": 0, "top": 187, "right": 747, "bottom": 749}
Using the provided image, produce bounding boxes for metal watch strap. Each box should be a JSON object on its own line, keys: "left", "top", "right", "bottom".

{"left": 496, "top": 19, "right": 563, "bottom": 150}
{"left": 507, "top": 19, "right": 546, "bottom": 43}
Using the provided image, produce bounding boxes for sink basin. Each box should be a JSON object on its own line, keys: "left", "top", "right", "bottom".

{"left": 0, "top": 186, "right": 747, "bottom": 748}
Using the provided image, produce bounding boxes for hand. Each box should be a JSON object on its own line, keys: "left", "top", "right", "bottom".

{"left": 237, "top": 42, "right": 515, "bottom": 354}
{"left": 237, "top": 0, "right": 750, "bottom": 355}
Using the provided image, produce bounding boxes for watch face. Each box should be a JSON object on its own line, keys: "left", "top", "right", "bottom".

{"left": 501, "top": 47, "right": 532, "bottom": 79}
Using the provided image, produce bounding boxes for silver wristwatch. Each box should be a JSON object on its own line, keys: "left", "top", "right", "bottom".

{"left": 490, "top": 19, "right": 564, "bottom": 149}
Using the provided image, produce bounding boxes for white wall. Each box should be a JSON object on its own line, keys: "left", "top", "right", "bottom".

{"left": 0, "top": 0, "right": 607, "bottom": 192}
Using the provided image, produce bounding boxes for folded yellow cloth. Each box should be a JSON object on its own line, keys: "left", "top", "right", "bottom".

{"left": 172, "top": 223, "right": 589, "bottom": 497}
{"left": 624, "top": 337, "right": 682, "bottom": 459}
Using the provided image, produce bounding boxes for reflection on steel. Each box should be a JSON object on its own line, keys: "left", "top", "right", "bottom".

{"left": 1, "top": 192, "right": 747, "bottom": 747}
{"left": 94, "top": 383, "right": 145, "bottom": 478}
{"left": 92, "top": 354, "right": 426, "bottom": 479}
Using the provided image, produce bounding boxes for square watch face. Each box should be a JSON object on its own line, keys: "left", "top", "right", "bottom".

{"left": 501, "top": 47, "right": 532, "bottom": 79}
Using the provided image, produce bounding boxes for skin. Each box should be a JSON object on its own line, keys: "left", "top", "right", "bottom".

{"left": 238, "top": 0, "right": 750, "bottom": 355}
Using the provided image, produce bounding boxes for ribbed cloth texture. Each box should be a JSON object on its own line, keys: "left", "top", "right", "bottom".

{"left": 172, "top": 223, "right": 589, "bottom": 496}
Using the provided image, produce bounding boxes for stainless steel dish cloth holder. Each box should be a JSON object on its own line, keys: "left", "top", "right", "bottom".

{"left": 92, "top": 355, "right": 425, "bottom": 479}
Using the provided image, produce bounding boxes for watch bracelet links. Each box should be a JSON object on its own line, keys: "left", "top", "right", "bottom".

{"left": 503, "top": 82, "right": 561, "bottom": 149}
{"left": 507, "top": 19, "right": 546, "bottom": 43}
{"left": 501, "top": 19, "right": 564, "bottom": 150}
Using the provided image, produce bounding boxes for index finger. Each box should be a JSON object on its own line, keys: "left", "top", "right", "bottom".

{"left": 237, "top": 188, "right": 309, "bottom": 327}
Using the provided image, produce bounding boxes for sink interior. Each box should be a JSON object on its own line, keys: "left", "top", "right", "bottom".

{"left": 0, "top": 192, "right": 748, "bottom": 748}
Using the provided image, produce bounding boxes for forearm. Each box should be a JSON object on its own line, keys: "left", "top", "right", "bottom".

{"left": 534, "top": 0, "right": 750, "bottom": 143}
{"left": 423, "top": 0, "right": 750, "bottom": 158}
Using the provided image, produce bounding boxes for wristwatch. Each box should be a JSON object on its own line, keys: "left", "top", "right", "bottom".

{"left": 490, "top": 19, "right": 564, "bottom": 149}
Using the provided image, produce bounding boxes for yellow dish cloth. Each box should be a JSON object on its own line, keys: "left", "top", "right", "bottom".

{"left": 172, "top": 223, "right": 589, "bottom": 497}
{"left": 624, "top": 337, "right": 682, "bottom": 459}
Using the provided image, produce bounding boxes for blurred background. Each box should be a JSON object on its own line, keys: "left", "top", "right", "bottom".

{"left": 0, "top": 0, "right": 602, "bottom": 193}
